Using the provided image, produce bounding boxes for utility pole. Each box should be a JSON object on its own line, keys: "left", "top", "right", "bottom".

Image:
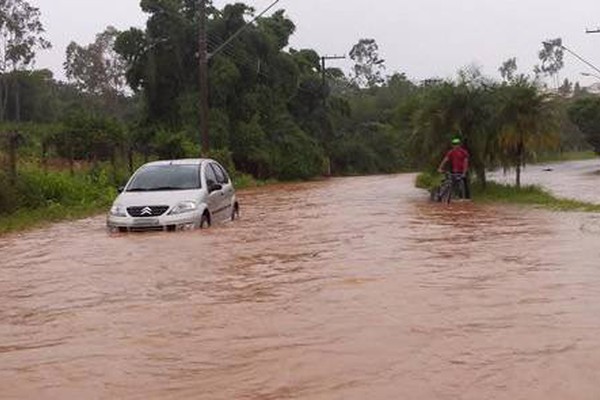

{"left": 320, "top": 55, "right": 346, "bottom": 106}
{"left": 198, "top": 0, "right": 209, "bottom": 155}
{"left": 197, "top": 0, "right": 280, "bottom": 156}
{"left": 319, "top": 55, "right": 345, "bottom": 177}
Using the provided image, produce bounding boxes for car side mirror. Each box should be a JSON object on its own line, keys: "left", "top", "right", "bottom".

{"left": 117, "top": 186, "right": 124, "bottom": 193}
{"left": 209, "top": 183, "right": 223, "bottom": 193}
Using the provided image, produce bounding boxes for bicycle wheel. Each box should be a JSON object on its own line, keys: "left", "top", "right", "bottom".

{"left": 439, "top": 181, "right": 452, "bottom": 204}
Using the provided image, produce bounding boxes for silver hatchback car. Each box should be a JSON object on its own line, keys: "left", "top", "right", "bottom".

{"left": 107, "top": 159, "right": 239, "bottom": 232}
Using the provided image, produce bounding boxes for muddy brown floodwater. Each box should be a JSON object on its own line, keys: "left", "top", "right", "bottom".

{"left": 1, "top": 172, "right": 600, "bottom": 399}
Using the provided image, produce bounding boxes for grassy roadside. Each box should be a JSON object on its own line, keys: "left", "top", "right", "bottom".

{"left": 471, "top": 182, "right": 600, "bottom": 212}
{"left": 416, "top": 172, "right": 600, "bottom": 213}
{"left": 532, "top": 151, "right": 598, "bottom": 164}
{"left": 0, "top": 202, "right": 112, "bottom": 235}
{"left": 0, "top": 170, "right": 274, "bottom": 236}
{"left": 533, "top": 151, "right": 597, "bottom": 163}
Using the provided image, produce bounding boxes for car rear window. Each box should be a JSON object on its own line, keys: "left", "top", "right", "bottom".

{"left": 127, "top": 165, "right": 201, "bottom": 191}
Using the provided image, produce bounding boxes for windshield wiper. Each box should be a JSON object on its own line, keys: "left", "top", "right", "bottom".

{"left": 146, "top": 186, "right": 194, "bottom": 191}
{"left": 127, "top": 186, "right": 197, "bottom": 192}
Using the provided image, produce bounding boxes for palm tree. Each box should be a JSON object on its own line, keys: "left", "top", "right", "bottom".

{"left": 409, "top": 80, "right": 496, "bottom": 186}
{"left": 494, "top": 78, "right": 560, "bottom": 187}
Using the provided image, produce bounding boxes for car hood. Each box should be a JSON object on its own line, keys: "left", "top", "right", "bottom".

{"left": 114, "top": 189, "right": 204, "bottom": 207}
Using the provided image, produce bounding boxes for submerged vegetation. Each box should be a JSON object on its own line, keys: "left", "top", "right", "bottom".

{"left": 0, "top": 0, "right": 598, "bottom": 231}
{"left": 416, "top": 171, "right": 600, "bottom": 212}
{"left": 472, "top": 182, "right": 600, "bottom": 212}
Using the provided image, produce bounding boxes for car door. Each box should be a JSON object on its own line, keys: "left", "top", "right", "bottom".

{"left": 203, "top": 162, "right": 222, "bottom": 220}
{"left": 211, "top": 162, "right": 234, "bottom": 219}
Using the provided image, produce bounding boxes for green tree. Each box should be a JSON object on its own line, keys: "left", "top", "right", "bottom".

{"left": 408, "top": 79, "right": 495, "bottom": 185}
{"left": 536, "top": 38, "right": 564, "bottom": 89}
{"left": 0, "top": 0, "right": 51, "bottom": 122}
{"left": 494, "top": 78, "right": 560, "bottom": 187}
{"left": 64, "top": 27, "right": 127, "bottom": 99}
{"left": 349, "top": 38, "right": 385, "bottom": 88}
{"left": 568, "top": 96, "right": 600, "bottom": 155}
{"left": 499, "top": 57, "right": 517, "bottom": 83}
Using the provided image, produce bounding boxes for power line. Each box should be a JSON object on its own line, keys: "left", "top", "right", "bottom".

{"left": 208, "top": 0, "right": 280, "bottom": 60}
{"left": 321, "top": 55, "right": 346, "bottom": 106}
{"left": 542, "top": 40, "right": 600, "bottom": 76}
{"left": 208, "top": 33, "right": 331, "bottom": 97}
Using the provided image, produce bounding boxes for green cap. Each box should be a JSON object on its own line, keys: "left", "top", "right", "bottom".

{"left": 451, "top": 137, "right": 461, "bottom": 145}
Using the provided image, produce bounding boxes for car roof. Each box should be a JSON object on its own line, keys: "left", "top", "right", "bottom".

{"left": 142, "top": 159, "right": 213, "bottom": 168}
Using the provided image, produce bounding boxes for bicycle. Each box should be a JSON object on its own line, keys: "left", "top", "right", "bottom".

{"left": 431, "top": 172, "right": 466, "bottom": 204}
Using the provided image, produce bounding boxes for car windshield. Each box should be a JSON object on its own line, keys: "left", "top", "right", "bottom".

{"left": 127, "top": 165, "right": 201, "bottom": 192}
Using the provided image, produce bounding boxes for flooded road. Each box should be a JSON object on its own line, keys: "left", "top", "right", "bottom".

{"left": 1, "top": 172, "right": 600, "bottom": 399}
{"left": 490, "top": 159, "right": 600, "bottom": 204}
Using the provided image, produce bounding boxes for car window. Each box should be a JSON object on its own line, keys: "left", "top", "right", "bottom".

{"left": 216, "top": 163, "right": 230, "bottom": 184}
{"left": 127, "top": 165, "right": 201, "bottom": 191}
{"left": 210, "top": 163, "right": 228, "bottom": 185}
{"left": 204, "top": 163, "right": 218, "bottom": 187}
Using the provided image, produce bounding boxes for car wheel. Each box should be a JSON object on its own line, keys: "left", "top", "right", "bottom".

{"left": 199, "top": 212, "right": 210, "bottom": 229}
{"left": 231, "top": 203, "right": 240, "bottom": 221}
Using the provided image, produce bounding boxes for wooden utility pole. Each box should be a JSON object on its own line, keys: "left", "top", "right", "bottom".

{"left": 197, "top": 0, "right": 281, "bottom": 156}
{"left": 319, "top": 55, "right": 345, "bottom": 177}
{"left": 198, "top": 0, "right": 209, "bottom": 155}
{"left": 320, "top": 55, "right": 346, "bottom": 106}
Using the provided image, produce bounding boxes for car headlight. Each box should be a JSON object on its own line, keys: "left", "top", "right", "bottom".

{"left": 169, "top": 201, "right": 198, "bottom": 215}
{"left": 110, "top": 204, "right": 127, "bottom": 217}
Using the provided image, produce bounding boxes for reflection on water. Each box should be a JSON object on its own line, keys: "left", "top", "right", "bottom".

{"left": 1, "top": 174, "right": 600, "bottom": 399}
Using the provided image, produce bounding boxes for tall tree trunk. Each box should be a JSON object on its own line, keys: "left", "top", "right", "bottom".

{"left": 0, "top": 77, "right": 7, "bottom": 122}
{"left": 476, "top": 167, "right": 487, "bottom": 189}
{"left": 128, "top": 146, "right": 134, "bottom": 175}
{"left": 69, "top": 142, "right": 74, "bottom": 176}
{"left": 8, "top": 132, "right": 18, "bottom": 184}
{"left": 14, "top": 77, "right": 20, "bottom": 122}
{"left": 110, "top": 149, "right": 117, "bottom": 185}
{"left": 41, "top": 140, "right": 48, "bottom": 173}
{"left": 516, "top": 139, "right": 524, "bottom": 189}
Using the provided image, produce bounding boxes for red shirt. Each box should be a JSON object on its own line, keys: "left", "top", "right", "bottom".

{"left": 445, "top": 146, "right": 469, "bottom": 173}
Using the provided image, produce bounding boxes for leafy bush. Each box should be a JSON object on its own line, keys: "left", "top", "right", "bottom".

{"left": 0, "top": 172, "right": 18, "bottom": 214}
{"left": 415, "top": 171, "right": 442, "bottom": 191}
{"left": 13, "top": 168, "right": 115, "bottom": 210}
{"left": 271, "top": 128, "right": 325, "bottom": 180}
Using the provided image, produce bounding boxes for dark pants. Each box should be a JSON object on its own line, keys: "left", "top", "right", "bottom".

{"left": 456, "top": 173, "right": 471, "bottom": 199}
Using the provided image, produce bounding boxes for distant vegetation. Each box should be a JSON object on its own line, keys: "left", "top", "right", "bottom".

{"left": 0, "top": 0, "right": 598, "bottom": 227}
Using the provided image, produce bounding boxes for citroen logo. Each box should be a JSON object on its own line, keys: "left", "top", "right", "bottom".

{"left": 140, "top": 207, "right": 153, "bottom": 216}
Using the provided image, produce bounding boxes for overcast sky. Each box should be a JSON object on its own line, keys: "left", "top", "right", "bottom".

{"left": 29, "top": 0, "right": 600, "bottom": 86}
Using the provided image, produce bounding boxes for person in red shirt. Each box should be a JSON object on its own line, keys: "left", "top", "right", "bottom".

{"left": 437, "top": 137, "right": 471, "bottom": 199}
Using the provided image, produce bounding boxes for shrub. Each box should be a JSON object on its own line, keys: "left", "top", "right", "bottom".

{"left": 415, "top": 171, "right": 442, "bottom": 191}
{"left": 0, "top": 172, "right": 18, "bottom": 215}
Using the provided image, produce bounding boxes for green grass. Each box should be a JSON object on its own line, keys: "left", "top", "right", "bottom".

{"left": 0, "top": 167, "right": 274, "bottom": 236}
{"left": 0, "top": 202, "right": 111, "bottom": 235}
{"left": 232, "top": 173, "right": 277, "bottom": 189}
{"left": 0, "top": 166, "right": 117, "bottom": 235}
{"left": 533, "top": 151, "right": 597, "bottom": 163}
{"left": 472, "top": 182, "right": 600, "bottom": 212}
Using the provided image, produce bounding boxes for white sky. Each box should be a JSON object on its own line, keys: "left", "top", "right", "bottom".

{"left": 29, "top": 0, "right": 600, "bottom": 86}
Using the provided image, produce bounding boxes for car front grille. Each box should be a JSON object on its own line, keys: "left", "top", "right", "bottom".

{"left": 127, "top": 205, "right": 170, "bottom": 217}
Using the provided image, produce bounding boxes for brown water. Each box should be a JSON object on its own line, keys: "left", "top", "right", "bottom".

{"left": 1, "top": 173, "right": 600, "bottom": 399}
